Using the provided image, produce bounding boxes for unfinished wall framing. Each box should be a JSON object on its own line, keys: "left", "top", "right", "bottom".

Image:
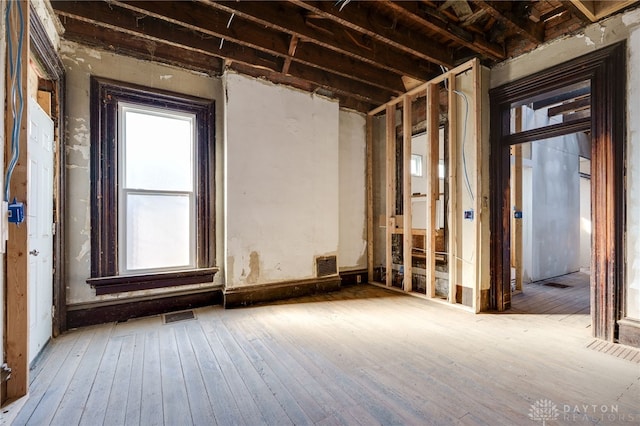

{"left": 367, "top": 59, "right": 487, "bottom": 312}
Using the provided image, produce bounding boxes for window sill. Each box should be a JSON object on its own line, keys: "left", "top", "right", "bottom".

{"left": 87, "top": 268, "right": 219, "bottom": 295}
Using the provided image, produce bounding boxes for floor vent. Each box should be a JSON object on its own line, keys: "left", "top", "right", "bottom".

{"left": 587, "top": 340, "right": 640, "bottom": 364}
{"left": 163, "top": 310, "right": 196, "bottom": 324}
{"left": 316, "top": 256, "right": 337, "bottom": 277}
{"left": 543, "top": 282, "right": 572, "bottom": 289}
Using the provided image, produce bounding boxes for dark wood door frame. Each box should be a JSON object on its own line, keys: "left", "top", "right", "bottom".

{"left": 29, "top": 6, "right": 67, "bottom": 335}
{"left": 489, "top": 42, "right": 626, "bottom": 342}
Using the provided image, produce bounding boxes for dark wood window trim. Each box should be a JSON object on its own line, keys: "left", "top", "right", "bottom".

{"left": 489, "top": 42, "right": 626, "bottom": 343}
{"left": 89, "top": 77, "right": 216, "bottom": 294}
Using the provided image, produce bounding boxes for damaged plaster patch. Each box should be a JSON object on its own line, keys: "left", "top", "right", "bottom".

{"left": 246, "top": 251, "right": 260, "bottom": 284}
{"left": 76, "top": 240, "right": 90, "bottom": 262}
{"left": 577, "top": 34, "right": 596, "bottom": 46}
{"left": 160, "top": 75, "right": 173, "bottom": 80}
{"left": 67, "top": 144, "right": 90, "bottom": 161}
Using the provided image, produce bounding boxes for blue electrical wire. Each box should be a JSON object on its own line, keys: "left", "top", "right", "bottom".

{"left": 5, "top": 0, "right": 25, "bottom": 202}
{"left": 454, "top": 89, "right": 475, "bottom": 204}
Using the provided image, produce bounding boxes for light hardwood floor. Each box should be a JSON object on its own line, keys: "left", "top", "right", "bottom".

{"left": 6, "top": 281, "right": 640, "bottom": 425}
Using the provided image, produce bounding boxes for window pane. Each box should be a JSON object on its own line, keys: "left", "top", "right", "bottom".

{"left": 126, "top": 193, "right": 192, "bottom": 271}
{"left": 508, "top": 80, "right": 591, "bottom": 135}
{"left": 124, "top": 110, "right": 194, "bottom": 191}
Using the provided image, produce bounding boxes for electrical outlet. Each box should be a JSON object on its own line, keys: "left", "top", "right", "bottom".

{"left": 464, "top": 210, "right": 474, "bottom": 220}
{"left": 356, "top": 274, "right": 362, "bottom": 283}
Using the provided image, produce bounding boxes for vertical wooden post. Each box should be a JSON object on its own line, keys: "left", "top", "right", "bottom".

{"left": 447, "top": 75, "right": 458, "bottom": 304}
{"left": 513, "top": 107, "right": 523, "bottom": 292}
{"left": 366, "top": 115, "right": 374, "bottom": 282}
{"left": 471, "top": 59, "right": 481, "bottom": 312}
{"left": 385, "top": 104, "right": 395, "bottom": 287}
{"left": 5, "top": 0, "right": 30, "bottom": 400}
{"left": 426, "top": 84, "right": 438, "bottom": 298}
{"left": 402, "top": 96, "right": 412, "bottom": 292}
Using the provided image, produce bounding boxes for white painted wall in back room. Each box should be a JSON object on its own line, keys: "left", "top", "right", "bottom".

{"left": 225, "top": 73, "right": 340, "bottom": 287}
{"left": 338, "top": 110, "right": 367, "bottom": 271}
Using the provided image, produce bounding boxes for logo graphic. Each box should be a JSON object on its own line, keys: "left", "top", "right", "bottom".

{"left": 529, "top": 399, "right": 560, "bottom": 425}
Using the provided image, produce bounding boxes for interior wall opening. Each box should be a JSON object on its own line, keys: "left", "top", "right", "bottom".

{"left": 368, "top": 59, "right": 487, "bottom": 312}
{"left": 504, "top": 79, "right": 592, "bottom": 318}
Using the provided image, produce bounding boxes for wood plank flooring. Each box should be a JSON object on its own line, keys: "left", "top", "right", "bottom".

{"left": 510, "top": 271, "right": 591, "bottom": 328}
{"left": 6, "top": 282, "right": 640, "bottom": 425}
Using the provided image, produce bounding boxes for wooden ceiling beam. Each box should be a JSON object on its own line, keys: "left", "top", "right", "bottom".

{"left": 379, "top": 1, "right": 506, "bottom": 61}
{"left": 58, "top": 17, "right": 224, "bottom": 75}
{"left": 203, "top": 0, "right": 437, "bottom": 82}
{"left": 52, "top": 1, "right": 395, "bottom": 104}
{"left": 289, "top": 0, "right": 454, "bottom": 67}
{"left": 474, "top": 1, "right": 545, "bottom": 44}
{"left": 111, "top": 0, "right": 403, "bottom": 93}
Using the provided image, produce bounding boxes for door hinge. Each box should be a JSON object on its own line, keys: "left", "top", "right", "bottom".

{"left": 52, "top": 305, "right": 56, "bottom": 318}
{"left": 1, "top": 363, "right": 11, "bottom": 382}
{"left": 52, "top": 222, "right": 56, "bottom": 235}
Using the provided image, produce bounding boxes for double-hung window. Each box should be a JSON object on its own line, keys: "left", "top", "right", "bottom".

{"left": 88, "top": 78, "right": 216, "bottom": 294}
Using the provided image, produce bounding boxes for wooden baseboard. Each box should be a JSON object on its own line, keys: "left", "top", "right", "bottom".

{"left": 618, "top": 318, "right": 640, "bottom": 348}
{"left": 224, "top": 276, "right": 342, "bottom": 308}
{"left": 480, "top": 289, "right": 491, "bottom": 311}
{"left": 66, "top": 289, "right": 223, "bottom": 329}
{"left": 339, "top": 269, "right": 368, "bottom": 286}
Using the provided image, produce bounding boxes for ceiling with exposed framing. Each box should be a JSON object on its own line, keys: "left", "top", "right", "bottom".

{"left": 50, "top": 0, "right": 639, "bottom": 112}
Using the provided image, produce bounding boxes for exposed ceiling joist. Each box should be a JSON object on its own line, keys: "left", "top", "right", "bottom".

{"left": 474, "top": 1, "right": 545, "bottom": 44}
{"left": 49, "top": 0, "right": 639, "bottom": 113}
{"left": 289, "top": 0, "right": 455, "bottom": 67}
{"left": 202, "top": 0, "right": 436, "bottom": 82}
{"left": 53, "top": 1, "right": 395, "bottom": 104}
{"left": 378, "top": 1, "right": 506, "bottom": 61}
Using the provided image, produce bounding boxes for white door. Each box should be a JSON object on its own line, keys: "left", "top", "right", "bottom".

{"left": 27, "top": 99, "right": 54, "bottom": 364}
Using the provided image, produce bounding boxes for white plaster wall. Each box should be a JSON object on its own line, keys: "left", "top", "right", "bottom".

{"left": 225, "top": 73, "right": 339, "bottom": 287}
{"left": 62, "top": 41, "right": 224, "bottom": 306}
{"left": 372, "top": 116, "right": 387, "bottom": 271}
{"left": 338, "top": 109, "right": 367, "bottom": 271}
{"left": 627, "top": 26, "right": 640, "bottom": 319}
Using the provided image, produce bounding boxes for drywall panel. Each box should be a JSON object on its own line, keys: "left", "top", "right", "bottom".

{"left": 531, "top": 138, "right": 581, "bottom": 281}
{"left": 454, "top": 70, "right": 479, "bottom": 293}
{"left": 580, "top": 175, "right": 591, "bottom": 270}
{"left": 225, "top": 72, "right": 339, "bottom": 287}
{"left": 338, "top": 109, "right": 367, "bottom": 271}
{"left": 627, "top": 26, "right": 640, "bottom": 320}
{"left": 61, "top": 41, "right": 224, "bottom": 305}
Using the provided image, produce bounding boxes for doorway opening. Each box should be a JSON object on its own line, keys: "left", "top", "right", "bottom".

{"left": 507, "top": 80, "right": 592, "bottom": 321}
{"left": 489, "top": 43, "right": 625, "bottom": 343}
